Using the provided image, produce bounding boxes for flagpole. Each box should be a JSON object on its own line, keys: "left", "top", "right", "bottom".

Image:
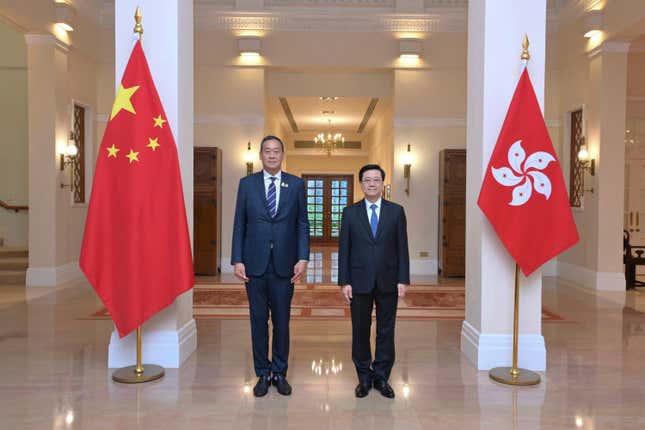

{"left": 112, "top": 7, "right": 165, "bottom": 384}
{"left": 489, "top": 35, "right": 541, "bottom": 387}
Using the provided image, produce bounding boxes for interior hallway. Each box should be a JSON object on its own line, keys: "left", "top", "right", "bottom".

{"left": 2, "top": 276, "right": 645, "bottom": 429}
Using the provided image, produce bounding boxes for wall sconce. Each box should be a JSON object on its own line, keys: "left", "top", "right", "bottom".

{"left": 577, "top": 142, "right": 595, "bottom": 176}
{"left": 577, "top": 139, "right": 595, "bottom": 194}
{"left": 238, "top": 37, "right": 261, "bottom": 59}
{"left": 244, "top": 141, "right": 254, "bottom": 176}
{"left": 399, "top": 39, "right": 422, "bottom": 65}
{"left": 402, "top": 143, "right": 413, "bottom": 195}
{"left": 583, "top": 10, "right": 602, "bottom": 38}
{"left": 60, "top": 131, "right": 78, "bottom": 189}
{"left": 55, "top": 1, "right": 76, "bottom": 32}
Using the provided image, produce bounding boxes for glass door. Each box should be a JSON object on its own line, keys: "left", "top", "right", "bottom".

{"left": 303, "top": 174, "right": 354, "bottom": 243}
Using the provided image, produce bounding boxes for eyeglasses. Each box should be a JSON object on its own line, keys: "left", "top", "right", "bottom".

{"left": 361, "top": 178, "right": 383, "bottom": 184}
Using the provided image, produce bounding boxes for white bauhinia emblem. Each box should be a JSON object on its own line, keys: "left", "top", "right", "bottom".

{"left": 491, "top": 140, "right": 555, "bottom": 206}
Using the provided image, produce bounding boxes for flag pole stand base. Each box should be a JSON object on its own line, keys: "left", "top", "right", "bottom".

{"left": 489, "top": 367, "right": 540, "bottom": 386}
{"left": 112, "top": 364, "right": 164, "bottom": 384}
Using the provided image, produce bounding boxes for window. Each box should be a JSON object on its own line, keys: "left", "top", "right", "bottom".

{"left": 569, "top": 109, "right": 584, "bottom": 207}
{"left": 72, "top": 104, "right": 86, "bottom": 203}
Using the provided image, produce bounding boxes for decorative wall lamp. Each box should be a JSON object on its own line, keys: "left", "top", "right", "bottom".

{"left": 244, "top": 141, "right": 254, "bottom": 176}
{"left": 60, "top": 131, "right": 79, "bottom": 190}
{"left": 55, "top": 1, "right": 76, "bottom": 32}
{"left": 577, "top": 138, "right": 595, "bottom": 194}
{"left": 399, "top": 39, "right": 422, "bottom": 65}
{"left": 238, "top": 37, "right": 261, "bottom": 59}
{"left": 402, "top": 144, "right": 413, "bottom": 195}
{"left": 583, "top": 10, "right": 603, "bottom": 39}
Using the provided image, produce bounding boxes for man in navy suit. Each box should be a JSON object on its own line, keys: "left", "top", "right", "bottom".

{"left": 338, "top": 164, "right": 410, "bottom": 399}
{"left": 231, "top": 135, "right": 310, "bottom": 397}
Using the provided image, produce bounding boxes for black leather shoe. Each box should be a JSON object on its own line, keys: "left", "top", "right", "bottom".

{"left": 355, "top": 381, "right": 372, "bottom": 398}
{"left": 271, "top": 374, "right": 292, "bottom": 396}
{"left": 253, "top": 376, "right": 271, "bottom": 397}
{"left": 373, "top": 378, "right": 395, "bottom": 398}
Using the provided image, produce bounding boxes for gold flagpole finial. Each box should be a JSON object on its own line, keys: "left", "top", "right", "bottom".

{"left": 134, "top": 6, "right": 143, "bottom": 39}
{"left": 521, "top": 34, "right": 530, "bottom": 61}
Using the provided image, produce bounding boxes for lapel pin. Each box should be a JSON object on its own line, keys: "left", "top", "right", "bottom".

{"left": 281, "top": 182, "right": 288, "bottom": 188}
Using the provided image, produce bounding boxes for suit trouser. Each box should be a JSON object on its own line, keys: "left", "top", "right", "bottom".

{"left": 350, "top": 287, "right": 398, "bottom": 383}
{"left": 245, "top": 256, "right": 294, "bottom": 377}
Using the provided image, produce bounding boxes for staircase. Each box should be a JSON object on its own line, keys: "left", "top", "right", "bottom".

{"left": 0, "top": 247, "right": 28, "bottom": 286}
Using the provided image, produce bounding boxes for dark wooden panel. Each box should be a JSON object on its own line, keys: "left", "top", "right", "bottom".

{"left": 438, "top": 149, "right": 466, "bottom": 277}
{"left": 193, "top": 147, "right": 222, "bottom": 275}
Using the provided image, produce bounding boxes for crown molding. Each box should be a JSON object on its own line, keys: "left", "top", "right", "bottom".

{"left": 587, "top": 40, "right": 630, "bottom": 59}
{"left": 24, "top": 33, "right": 70, "bottom": 52}
{"left": 394, "top": 117, "right": 465, "bottom": 127}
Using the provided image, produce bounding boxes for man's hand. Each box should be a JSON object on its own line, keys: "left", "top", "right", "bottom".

{"left": 234, "top": 263, "right": 249, "bottom": 282}
{"left": 341, "top": 285, "right": 353, "bottom": 304}
{"left": 397, "top": 283, "right": 408, "bottom": 298}
{"left": 291, "top": 260, "right": 308, "bottom": 284}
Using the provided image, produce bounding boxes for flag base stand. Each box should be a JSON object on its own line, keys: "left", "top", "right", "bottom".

{"left": 488, "top": 263, "right": 541, "bottom": 387}
{"left": 112, "top": 326, "right": 165, "bottom": 384}
{"left": 489, "top": 367, "right": 540, "bottom": 386}
{"left": 112, "top": 364, "right": 165, "bottom": 383}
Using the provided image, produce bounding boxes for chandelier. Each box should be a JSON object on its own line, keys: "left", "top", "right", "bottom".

{"left": 314, "top": 119, "right": 345, "bottom": 156}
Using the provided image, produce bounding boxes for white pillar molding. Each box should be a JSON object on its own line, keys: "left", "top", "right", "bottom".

{"left": 584, "top": 43, "right": 628, "bottom": 292}
{"left": 24, "top": 33, "right": 71, "bottom": 287}
{"left": 108, "top": 0, "right": 196, "bottom": 369}
{"left": 462, "top": 0, "right": 547, "bottom": 371}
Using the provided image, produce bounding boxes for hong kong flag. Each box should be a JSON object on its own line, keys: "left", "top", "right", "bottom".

{"left": 477, "top": 67, "right": 578, "bottom": 276}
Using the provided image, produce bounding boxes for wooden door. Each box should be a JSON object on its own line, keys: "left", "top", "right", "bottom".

{"left": 194, "top": 147, "right": 222, "bottom": 275}
{"left": 438, "top": 149, "right": 466, "bottom": 277}
{"left": 626, "top": 160, "right": 645, "bottom": 274}
{"left": 303, "top": 175, "right": 354, "bottom": 244}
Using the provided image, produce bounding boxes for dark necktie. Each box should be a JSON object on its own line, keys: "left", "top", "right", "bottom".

{"left": 267, "top": 177, "right": 277, "bottom": 218}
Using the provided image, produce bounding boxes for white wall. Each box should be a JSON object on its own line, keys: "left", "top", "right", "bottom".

{"left": 0, "top": 21, "right": 28, "bottom": 247}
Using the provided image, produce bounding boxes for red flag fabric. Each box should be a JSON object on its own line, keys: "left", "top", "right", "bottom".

{"left": 477, "top": 68, "right": 578, "bottom": 276}
{"left": 80, "top": 41, "right": 193, "bottom": 337}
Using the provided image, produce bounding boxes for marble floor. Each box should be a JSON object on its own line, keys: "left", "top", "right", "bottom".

{"left": 2, "top": 276, "right": 645, "bottom": 429}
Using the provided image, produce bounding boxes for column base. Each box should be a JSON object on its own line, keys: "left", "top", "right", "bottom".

{"left": 108, "top": 318, "right": 197, "bottom": 369}
{"left": 26, "top": 261, "right": 83, "bottom": 287}
{"left": 460, "top": 320, "right": 546, "bottom": 371}
{"left": 557, "top": 261, "right": 625, "bottom": 291}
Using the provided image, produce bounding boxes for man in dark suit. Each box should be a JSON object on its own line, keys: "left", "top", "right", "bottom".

{"left": 338, "top": 164, "right": 410, "bottom": 399}
{"left": 231, "top": 135, "right": 310, "bottom": 397}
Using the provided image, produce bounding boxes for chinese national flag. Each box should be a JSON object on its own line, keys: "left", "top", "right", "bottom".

{"left": 80, "top": 41, "right": 193, "bottom": 337}
{"left": 477, "top": 68, "right": 578, "bottom": 276}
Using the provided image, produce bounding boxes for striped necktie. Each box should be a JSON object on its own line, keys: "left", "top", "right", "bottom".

{"left": 267, "top": 177, "right": 277, "bottom": 218}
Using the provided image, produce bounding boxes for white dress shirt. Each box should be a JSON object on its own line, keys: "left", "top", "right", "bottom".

{"left": 365, "top": 197, "right": 382, "bottom": 223}
{"left": 263, "top": 170, "right": 282, "bottom": 211}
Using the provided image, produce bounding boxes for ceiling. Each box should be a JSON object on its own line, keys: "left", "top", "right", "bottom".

{"left": 282, "top": 97, "right": 376, "bottom": 132}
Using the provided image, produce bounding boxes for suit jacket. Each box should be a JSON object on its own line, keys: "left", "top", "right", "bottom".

{"left": 231, "top": 171, "right": 310, "bottom": 278}
{"left": 338, "top": 199, "right": 410, "bottom": 294}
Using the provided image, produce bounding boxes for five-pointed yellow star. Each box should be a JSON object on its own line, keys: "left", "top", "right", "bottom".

{"left": 110, "top": 84, "right": 140, "bottom": 120}
{"left": 153, "top": 115, "right": 167, "bottom": 128}
{"left": 126, "top": 149, "right": 140, "bottom": 164}
{"left": 147, "top": 137, "right": 160, "bottom": 151}
{"left": 106, "top": 144, "right": 120, "bottom": 158}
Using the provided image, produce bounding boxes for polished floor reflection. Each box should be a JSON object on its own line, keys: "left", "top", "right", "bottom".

{"left": 2, "top": 277, "right": 645, "bottom": 429}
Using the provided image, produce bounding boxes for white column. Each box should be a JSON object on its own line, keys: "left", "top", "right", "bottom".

{"left": 24, "top": 35, "right": 73, "bottom": 287}
{"left": 461, "top": 0, "right": 547, "bottom": 371}
{"left": 108, "top": 0, "right": 196, "bottom": 369}
{"left": 586, "top": 43, "right": 629, "bottom": 291}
